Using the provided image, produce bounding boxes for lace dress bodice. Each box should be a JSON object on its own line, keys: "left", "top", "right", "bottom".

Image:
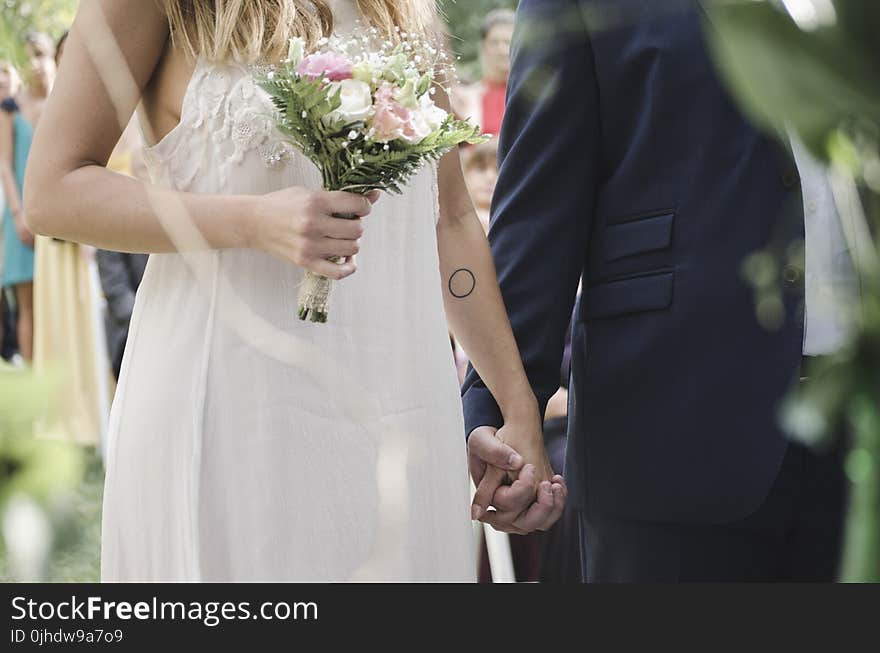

{"left": 141, "top": 58, "right": 306, "bottom": 192}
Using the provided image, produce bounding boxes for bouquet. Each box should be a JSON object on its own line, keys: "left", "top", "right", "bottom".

{"left": 258, "top": 28, "right": 487, "bottom": 323}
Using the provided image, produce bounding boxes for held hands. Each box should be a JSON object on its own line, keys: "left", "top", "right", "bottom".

{"left": 251, "top": 188, "right": 380, "bottom": 279}
{"left": 468, "top": 421, "right": 567, "bottom": 535}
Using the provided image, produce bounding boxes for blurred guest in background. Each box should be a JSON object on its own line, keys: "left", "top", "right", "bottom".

{"left": 1, "top": 32, "right": 55, "bottom": 363}
{"left": 98, "top": 120, "right": 148, "bottom": 382}
{"left": 0, "top": 60, "right": 19, "bottom": 104}
{"left": 0, "top": 60, "right": 22, "bottom": 362}
{"left": 0, "top": 61, "right": 21, "bottom": 153}
{"left": 0, "top": 61, "right": 20, "bottom": 151}
{"left": 31, "top": 30, "right": 108, "bottom": 446}
{"left": 452, "top": 9, "right": 514, "bottom": 137}
{"left": 461, "top": 138, "right": 499, "bottom": 234}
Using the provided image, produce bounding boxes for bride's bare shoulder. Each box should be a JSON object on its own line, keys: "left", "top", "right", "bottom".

{"left": 140, "top": 41, "right": 197, "bottom": 146}
{"left": 72, "top": 0, "right": 171, "bottom": 88}
{"left": 71, "top": 0, "right": 194, "bottom": 146}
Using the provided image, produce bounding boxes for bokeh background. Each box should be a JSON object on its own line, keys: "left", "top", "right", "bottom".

{"left": 1, "top": 0, "right": 878, "bottom": 583}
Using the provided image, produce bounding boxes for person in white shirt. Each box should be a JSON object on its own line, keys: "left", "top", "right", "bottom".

{"left": 791, "top": 134, "right": 861, "bottom": 358}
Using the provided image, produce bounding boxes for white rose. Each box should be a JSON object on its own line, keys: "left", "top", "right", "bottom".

{"left": 288, "top": 37, "right": 306, "bottom": 67}
{"left": 421, "top": 94, "right": 449, "bottom": 131}
{"left": 404, "top": 114, "right": 432, "bottom": 144}
{"left": 324, "top": 79, "right": 374, "bottom": 126}
{"left": 405, "top": 94, "right": 448, "bottom": 142}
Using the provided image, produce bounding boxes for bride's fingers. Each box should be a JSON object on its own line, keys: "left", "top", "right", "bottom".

{"left": 318, "top": 214, "right": 364, "bottom": 240}
{"left": 309, "top": 257, "right": 357, "bottom": 281}
{"left": 321, "top": 236, "right": 361, "bottom": 259}
{"left": 320, "top": 191, "right": 374, "bottom": 217}
{"left": 471, "top": 465, "right": 506, "bottom": 520}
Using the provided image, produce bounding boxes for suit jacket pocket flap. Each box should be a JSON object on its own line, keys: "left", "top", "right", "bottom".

{"left": 603, "top": 213, "right": 674, "bottom": 262}
{"left": 582, "top": 271, "right": 674, "bottom": 320}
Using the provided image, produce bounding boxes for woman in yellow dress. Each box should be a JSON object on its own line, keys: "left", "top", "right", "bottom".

{"left": 32, "top": 32, "right": 110, "bottom": 447}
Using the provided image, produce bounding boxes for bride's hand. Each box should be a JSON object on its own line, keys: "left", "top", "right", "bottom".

{"left": 496, "top": 413, "right": 554, "bottom": 483}
{"left": 469, "top": 420, "right": 567, "bottom": 534}
{"left": 250, "top": 187, "right": 379, "bottom": 279}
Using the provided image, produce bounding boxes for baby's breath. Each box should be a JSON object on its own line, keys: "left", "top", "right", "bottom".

{"left": 257, "top": 24, "right": 486, "bottom": 195}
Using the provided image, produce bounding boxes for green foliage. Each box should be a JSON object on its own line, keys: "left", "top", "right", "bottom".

{"left": 1, "top": 449, "right": 103, "bottom": 583}
{"left": 0, "top": 365, "right": 86, "bottom": 581}
{"left": 704, "top": 0, "right": 880, "bottom": 158}
{"left": 0, "top": 0, "right": 78, "bottom": 66}
{"left": 0, "top": 365, "right": 83, "bottom": 508}
{"left": 439, "top": 0, "right": 519, "bottom": 80}
{"left": 705, "top": 0, "right": 880, "bottom": 582}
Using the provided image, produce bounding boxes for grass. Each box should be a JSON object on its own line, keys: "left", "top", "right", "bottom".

{"left": 1, "top": 448, "right": 105, "bottom": 583}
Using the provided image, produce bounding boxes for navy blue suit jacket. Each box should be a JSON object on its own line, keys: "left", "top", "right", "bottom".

{"left": 461, "top": 0, "right": 806, "bottom": 524}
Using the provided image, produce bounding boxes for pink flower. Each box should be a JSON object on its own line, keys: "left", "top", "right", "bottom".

{"left": 296, "top": 52, "right": 353, "bottom": 82}
{"left": 371, "top": 83, "right": 418, "bottom": 143}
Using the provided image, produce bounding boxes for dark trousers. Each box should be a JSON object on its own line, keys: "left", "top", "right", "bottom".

{"left": 579, "top": 440, "right": 847, "bottom": 582}
{"left": 0, "top": 289, "right": 18, "bottom": 361}
{"left": 540, "top": 416, "right": 583, "bottom": 583}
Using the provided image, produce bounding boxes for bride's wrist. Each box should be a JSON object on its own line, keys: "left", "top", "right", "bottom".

{"left": 233, "top": 195, "right": 260, "bottom": 249}
{"left": 499, "top": 393, "right": 540, "bottom": 425}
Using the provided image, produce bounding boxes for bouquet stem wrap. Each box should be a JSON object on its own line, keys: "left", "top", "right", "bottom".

{"left": 297, "top": 203, "right": 362, "bottom": 323}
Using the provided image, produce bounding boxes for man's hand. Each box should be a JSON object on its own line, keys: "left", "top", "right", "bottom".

{"left": 468, "top": 425, "right": 568, "bottom": 535}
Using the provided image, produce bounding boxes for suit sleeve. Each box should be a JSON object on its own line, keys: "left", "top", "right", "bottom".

{"left": 461, "top": 0, "right": 599, "bottom": 437}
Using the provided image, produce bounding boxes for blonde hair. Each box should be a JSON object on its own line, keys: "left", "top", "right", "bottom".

{"left": 161, "top": 0, "right": 439, "bottom": 63}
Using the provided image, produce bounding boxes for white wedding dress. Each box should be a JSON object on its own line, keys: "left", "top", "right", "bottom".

{"left": 101, "top": 0, "right": 476, "bottom": 582}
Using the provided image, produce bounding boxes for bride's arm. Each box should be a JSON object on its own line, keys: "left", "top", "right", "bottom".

{"left": 435, "top": 81, "right": 566, "bottom": 506}
{"left": 24, "top": 0, "right": 371, "bottom": 280}
{"left": 436, "top": 148, "right": 540, "bottom": 438}
{"left": 437, "top": 135, "right": 566, "bottom": 532}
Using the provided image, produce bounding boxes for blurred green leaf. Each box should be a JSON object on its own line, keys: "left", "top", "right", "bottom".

{"left": 0, "top": 0, "right": 78, "bottom": 66}
{"left": 704, "top": 0, "right": 880, "bottom": 158}
{"left": 703, "top": 1, "right": 880, "bottom": 582}
{"left": 0, "top": 367, "right": 83, "bottom": 510}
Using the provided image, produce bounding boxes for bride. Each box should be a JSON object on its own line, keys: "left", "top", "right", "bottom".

{"left": 24, "top": 0, "right": 566, "bottom": 582}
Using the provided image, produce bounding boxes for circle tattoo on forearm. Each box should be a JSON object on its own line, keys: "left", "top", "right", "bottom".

{"left": 449, "top": 268, "right": 477, "bottom": 299}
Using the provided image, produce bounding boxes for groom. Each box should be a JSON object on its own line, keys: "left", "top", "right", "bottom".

{"left": 463, "top": 0, "right": 849, "bottom": 581}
